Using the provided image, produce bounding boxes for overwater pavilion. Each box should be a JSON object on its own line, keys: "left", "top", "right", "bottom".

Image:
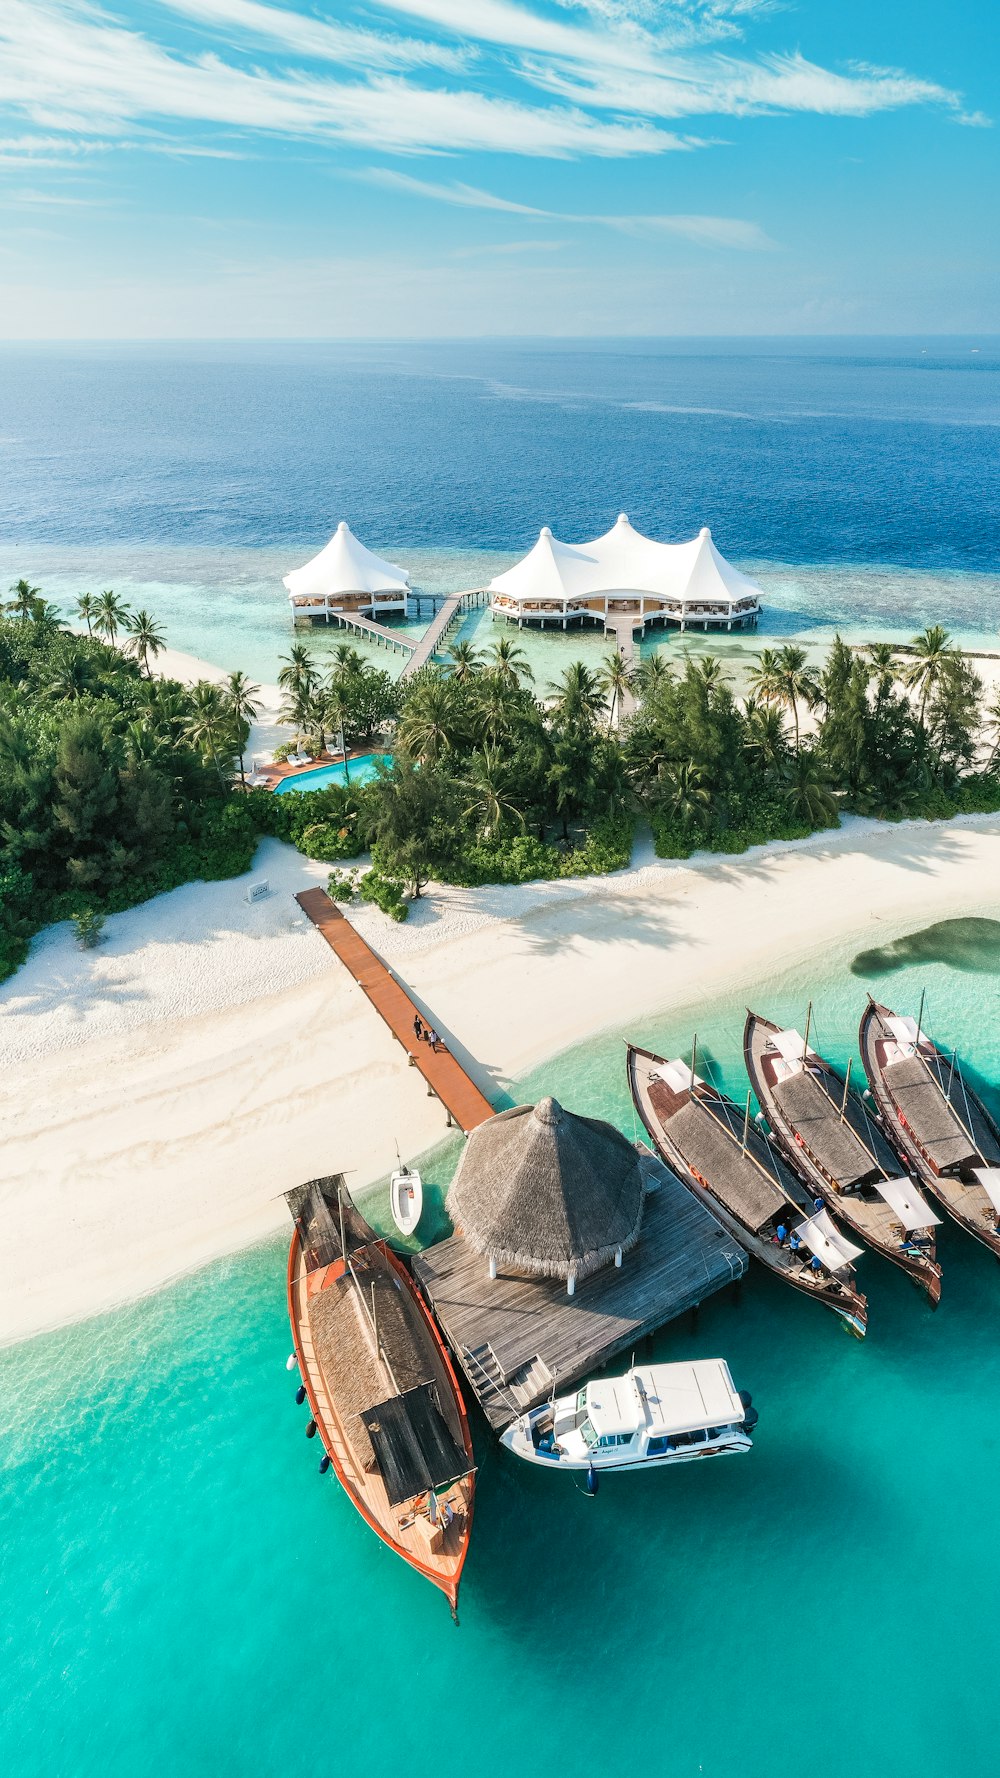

{"left": 284, "top": 521, "right": 410, "bottom": 625}
{"left": 413, "top": 1097, "right": 747, "bottom": 1432}
{"left": 489, "top": 513, "right": 762, "bottom": 636}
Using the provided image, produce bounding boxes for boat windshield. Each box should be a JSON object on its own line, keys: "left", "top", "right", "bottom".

{"left": 576, "top": 1387, "right": 587, "bottom": 1412}
{"left": 579, "top": 1417, "right": 599, "bottom": 1451}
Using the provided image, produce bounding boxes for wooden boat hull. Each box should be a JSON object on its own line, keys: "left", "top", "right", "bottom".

{"left": 287, "top": 1229, "right": 474, "bottom": 1612}
{"left": 744, "top": 1011, "right": 942, "bottom": 1306}
{"left": 627, "top": 1044, "right": 868, "bottom": 1337}
{"left": 859, "top": 1001, "right": 1000, "bottom": 1263}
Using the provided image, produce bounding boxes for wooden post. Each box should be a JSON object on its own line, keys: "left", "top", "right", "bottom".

{"left": 915, "top": 988, "right": 926, "bottom": 1052}
{"left": 690, "top": 1032, "right": 698, "bottom": 1092}
{"left": 742, "top": 1090, "right": 752, "bottom": 1153}
{"left": 803, "top": 1000, "right": 813, "bottom": 1057}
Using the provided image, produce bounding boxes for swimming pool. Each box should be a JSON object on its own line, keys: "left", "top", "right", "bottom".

{"left": 274, "top": 753, "right": 391, "bottom": 793}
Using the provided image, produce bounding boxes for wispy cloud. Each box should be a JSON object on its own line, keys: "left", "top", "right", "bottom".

{"left": 154, "top": 0, "right": 470, "bottom": 73}
{"left": 366, "top": 169, "right": 775, "bottom": 248}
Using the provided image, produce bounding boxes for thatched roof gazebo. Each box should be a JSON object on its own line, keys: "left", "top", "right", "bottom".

{"left": 446, "top": 1097, "right": 645, "bottom": 1295}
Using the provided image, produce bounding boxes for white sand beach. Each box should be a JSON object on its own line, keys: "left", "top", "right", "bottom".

{"left": 3, "top": 798, "right": 1000, "bottom": 1344}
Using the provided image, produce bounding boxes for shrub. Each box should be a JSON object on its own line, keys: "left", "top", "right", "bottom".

{"left": 327, "top": 868, "right": 359, "bottom": 903}
{"left": 358, "top": 868, "right": 409, "bottom": 921}
{"left": 72, "top": 907, "right": 106, "bottom": 949}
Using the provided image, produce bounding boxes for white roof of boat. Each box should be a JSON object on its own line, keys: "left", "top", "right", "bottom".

{"left": 654, "top": 1058, "right": 705, "bottom": 1094}
{"left": 974, "top": 1167, "right": 1000, "bottom": 1214}
{"left": 585, "top": 1360, "right": 742, "bottom": 1437}
{"left": 633, "top": 1359, "right": 744, "bottom": 1435}
{"left": 771, "top": 1028, "right": 816, "bottom": 1065}
{"left": 886, "top": 1014, "right": 919, "bottom": 1045}
{"left": 283, "top": 521, "right": 409, "bottom": 599}
{"left": 794, "top": 1206, "right": 864, "bottom": 1274}
{"left": 875, "top": 1174, "right": 941, "bottom": 1230}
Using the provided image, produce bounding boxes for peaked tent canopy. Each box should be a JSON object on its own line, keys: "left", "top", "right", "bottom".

{"left": 283, "top": 521, "right": 410, "bottom": 601}
{"left": 489, "top": 513, "right": 760, "bottom": 609}
{"left": 446, "top": 1095, "right": 645, "bottom": 1281}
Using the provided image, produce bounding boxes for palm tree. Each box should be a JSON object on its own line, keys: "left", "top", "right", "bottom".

{"left": 784, "top": 750, "right": 838, "bottom": 826}
{"left": 327, "top": 641, "right": 365, "bottom": 680}
{"left": 747, "top": 647, "right": 783, "bottom": 708}
{"left": 6, "top": 578, "right": 42, "bottom": 621}
{"left": 123, "top": 608, "right": 166, "bottom": 677}
{"left": 865, "top": 642, "right": 898, "bottom": 721}
{"left": 277, "top": 644, "right": 317, "bottom": 701}
{"left": 226, "top": 669, "right": 262, "bottom": 788}
{"left": 461, "top": 745, "right": 525, "bottom": 841}
{"left": 93, "top": 589, "right": 130, "bottom": 647}
{"left": 444, "top": 640, "right": 484, "bottom": 683}
{"left": 986, "top": 691, "right": 1000, "bottom": 772}
{"left": 904, "top": 625, "right": 956, "bottom": 731}
{"left": 752, "top": 644, "right": 818, "bottom": 755}
{"left": 396, "top": 675, "right": 462, "bottom": 764}
{"left": 687, "top": 652, "right": 726, "bottom": 689}
{"left": 744, "top": 701, "right": 789, "bottom": 774}
{"left": 46, "top": 650, "right": 97, "bottom": 701}
{"left": 486, "top": 636, "right": 534, "bottom": 688}
{"left": 634, "top": 652, "right": 673, "bottom": 701}
{"left": 549, "top": 661, "right": 603, "bottom": 730}
{"left": 185, "top": 681, "right": 232, "bottom": 787}
{"left": 662, "top": 758, "right": 711, "bottom": 829}
{"left": 598, "top": 650, "right": 633, "bottom": 734}
{"left": 77, "top": 592, "right": 96, "bottom": 637}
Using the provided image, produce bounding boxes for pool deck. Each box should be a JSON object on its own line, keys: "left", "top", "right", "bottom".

{"left": 295, "top": 888, "right": 495, "bottom": 1135}
{"left": 247, "top": 745, "right": 374, "bottom": 792}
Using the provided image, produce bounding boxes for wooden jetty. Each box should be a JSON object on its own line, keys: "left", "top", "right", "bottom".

{"left": 402, "top": 595, "right": 463, "bottom": 678}
{"left": 413, "top": 1150, "right": 747, "bottom": 1432}
{"left": 296, "top": 607, "right": 416, "bottom": 654}
{"left": 295, "top": 888, "right": 494, "bottom": 1134}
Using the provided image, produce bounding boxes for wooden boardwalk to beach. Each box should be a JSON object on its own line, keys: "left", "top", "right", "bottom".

{"left": 295, "top": 888, "right": 495, "bottom": 1134}
{"left": 402, "top": 596, "right": 463, "bottom": 678}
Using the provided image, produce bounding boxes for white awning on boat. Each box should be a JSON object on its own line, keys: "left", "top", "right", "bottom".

{"left": 654, "top": 1059, "right": 706, "bottom": 1094}
{"left": 794, "top": 1207, "right": 865, "bottom": 1274}
{"left": 283, "top": 521, "right": 409, "bottom": 601}
{"left": 974, "top": 1168, "right": 1000, "bottom": 1214}
{"left": 874, "top": 1175, "right": 941, "bottom": 1230}
{"left": 886, "top": 1014, "right": 919, "bottom": 1047}
{"left": 489, "top": 514, "right": 761, "bottom": 612}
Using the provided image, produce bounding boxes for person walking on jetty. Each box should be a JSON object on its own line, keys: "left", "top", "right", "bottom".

{"left": 413, "top": 1014, "right": 423, "bottom": 1043}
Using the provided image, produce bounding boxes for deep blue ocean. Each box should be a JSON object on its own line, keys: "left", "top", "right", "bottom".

{"left": 3, "top": 342, "right": 1000, "bottom": 1778}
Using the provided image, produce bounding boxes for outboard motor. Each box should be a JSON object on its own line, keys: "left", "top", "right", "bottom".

{"left": 739, "top": 1389, "right": 759, "bottom": 1434}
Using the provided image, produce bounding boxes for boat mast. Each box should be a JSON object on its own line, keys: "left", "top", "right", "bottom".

{"left": 803, "top": 1000, "right": 813, "bottom": 1057}
{"left": 690, "top": 1032, "right": 698, "bottom": 1093}
{"left": 840, "top": 1056, "right": 853, "bottom": 1124}
{"left": 915, "top": 988, "right": 925, "bottom": 1051}
{"left": 338, "top": 1179, "right": 347, "bottom": 1264}
{"left": 742, "top": 1090, "right": 752, "bottom": 1153}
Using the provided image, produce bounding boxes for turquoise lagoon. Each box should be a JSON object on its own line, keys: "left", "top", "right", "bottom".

{"left": 5, "top": 918, "right": 1000, "bottom": 1778}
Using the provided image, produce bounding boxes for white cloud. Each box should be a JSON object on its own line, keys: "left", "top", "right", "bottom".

{"left": 365, "top": 168, "right": 775, "bottom": 247}
{"left": 153, "top": 0, "right": 469, "bottom": 72}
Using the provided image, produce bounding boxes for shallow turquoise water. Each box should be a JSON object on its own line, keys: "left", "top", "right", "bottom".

{"left": 4, "top": 917, "right": 1000, "bottom": 1778}
{"left": 273, "top": 753, "right": 390, "bottom": 794}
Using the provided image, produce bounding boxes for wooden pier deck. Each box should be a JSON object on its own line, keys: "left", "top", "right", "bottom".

{"left": 413, "top": 1154, "right": 748, "bottom": 1431}
{"left": 295, "top": 888, "right": 495, "bottom": 1135}
{"left": 402, "top": 596, "right": 463, "bottom": 678}
{"left": 296, "top": 609, "right": 417, "bottom": 654}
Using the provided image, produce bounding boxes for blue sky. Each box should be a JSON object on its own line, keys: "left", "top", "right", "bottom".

{"left": 0, "top": 0, "right": 996, "bottom": 337}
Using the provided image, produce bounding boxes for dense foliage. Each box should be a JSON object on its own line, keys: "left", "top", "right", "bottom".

{"left": 4, "top": 579, "right": 1000, "bottom": 981}
{"left": 0, "top": 594, "right": 258, "bottom": 979}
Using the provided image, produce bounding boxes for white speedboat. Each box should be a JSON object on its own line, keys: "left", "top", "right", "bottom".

{"left": 501, "top": 1358, "right": 756, "bottom": 1472}
{"left": 390, "top": 1164, "right": 423, "bottom": 1238}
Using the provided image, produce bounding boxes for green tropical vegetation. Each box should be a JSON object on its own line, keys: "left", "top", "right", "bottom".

{"left": 3, "top": 583, "right": 1000, "bottom": 976}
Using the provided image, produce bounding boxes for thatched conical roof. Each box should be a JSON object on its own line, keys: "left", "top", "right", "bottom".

{"left": 446, "top": 1097, "right": 645, "bottom": 1281}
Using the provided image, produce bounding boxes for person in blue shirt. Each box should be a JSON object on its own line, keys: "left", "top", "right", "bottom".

{"left": 810, "top": 1253, "right": 823, "bottom": 1273}
{"left": 789, "top": 1230, "right": 801, "bottom": 1256}
{"left": 813, "top": 1197, "right": 824, "bottom": 1212}
{"left": 774, "top": 1221, "right": 788, "bottom": 1246}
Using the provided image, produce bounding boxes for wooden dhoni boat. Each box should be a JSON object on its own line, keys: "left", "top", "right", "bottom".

{"left": 627, "top": 1044, "right": 868, "bottom": 1337}
{"left": 286, "top": 1175, "right": 475, "bottom": 1615}
{"left": 859, "top": 1000, "right": 1000, "bottom": 1260}
{"left": 745, "top": 1011, "right": 942, "bottom": 1304}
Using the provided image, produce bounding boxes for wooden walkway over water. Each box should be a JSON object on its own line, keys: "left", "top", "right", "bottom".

{"left": 310, "top": 610, "right": 417, "bottom": 655}
{"left": 402, "top": 596, "right": 463, "bottom": 679}
{"left": 295, "top": 888, "right": 495, "bottom": 1134}
{"left": 414, "top": 1154, "right": 748, "bottom": 1430}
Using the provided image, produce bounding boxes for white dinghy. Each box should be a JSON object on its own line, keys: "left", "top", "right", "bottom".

{"left": 501, "top": 1357, "right": 756, "bottom": 1473}
{"left": 390, "top": 1162, "right": 423, "bottom": 1238}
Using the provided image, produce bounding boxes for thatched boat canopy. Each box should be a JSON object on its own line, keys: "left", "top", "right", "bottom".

{"left": 446, "top": 1096, "right": 645, "bottom": 1283}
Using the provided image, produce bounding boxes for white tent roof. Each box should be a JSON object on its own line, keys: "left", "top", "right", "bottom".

{"left": 489, "top": 514, "right": 761, "bottom": 609}
{"left": 875, "top": 1175, "right": 941, "bottom": 1231}
{"left": 794, "top": 1207, "right": 865, "bottom": 1275}
{"left": 283, "top": 521, "right": 409, "bottom": 600}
